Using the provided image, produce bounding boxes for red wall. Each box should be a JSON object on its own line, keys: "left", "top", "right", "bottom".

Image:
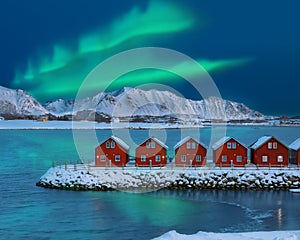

{"left": 136, "top": 139, "right": 167, "bottom": 166}
{"left": 214, "top": 139, "right": 248, "bottom": 166}
{"left": 175, "top": 139, "right": 207, "bottom": 166}
{"left": 251, "top": 137, "right": 289, "bottom": 166}
{"left": 95, "top": 138, "right": 128, "bottom": 167}
{"left": 297, "top": 149, "right": 300, "bottom": 166}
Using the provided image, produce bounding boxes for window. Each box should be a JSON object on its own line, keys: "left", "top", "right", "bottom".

{"left": 236, "top": 155, "right": 242, "bottom": 162}
{"left": 268, "top": 142, "right": 272, "bottom": 149}
{"left": 221, "top": 155, "right": 227, "bottom": 163}
{"left": 232, "top": 142, "right": 236, "bottom": 149}
{"left": 191, "top": 142, "right": 196, "bottom": 149}
{"left": 100, "top": 155, "right": 106, "bottom": 161}
{"left": 155, "top": 155, "right": 161, "bottom": 162}
{"left": 273, "top": 142, "right": 278, "bottom": 149}
{"left": 196, "top": 155, "right": 201, "bottom": 162}
{"left": 151, "top": 142, "right": 155, "bottom": 149}
{"left": 111, "top": 141, "right": 115, "bottom": 148}
{"left": 146, "top": 142, "right": 151, "bottom": 148}
{"left": 277, "top": 155, "right": 283, "bottom": 163}
{"left": 227, "top": 142, "right": 232, "bottom": 149}
{"left": 141, "top": 155, "right": 146, "bottom": 162}
{"left": 262, "top": 155, "right": 268, "bottom": 162}
{"left": 181, "top": 155, "right": 186, "bottom": 162}
{"left": 106, "top": 141, "right": 110, "bottom": 148}
{"left": 187, "top": 142, "right": 191, "bottom": 149}
{"left": 115, "top": 155, "right": 120, "bottom": 162}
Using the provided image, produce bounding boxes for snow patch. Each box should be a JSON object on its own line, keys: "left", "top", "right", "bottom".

{"left": 153, "top": 230, "right": 300, "bottom": 240}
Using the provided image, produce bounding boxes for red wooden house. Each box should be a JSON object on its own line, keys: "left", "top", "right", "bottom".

{"left": 249, "top": 136, "right": 289, "bottom": 166}
{"left": 95, "top": 136, "right": 129, "bottom": 167}
{"left": 174, "top": 136, "right": 207, "bottom": 166}
{"left": 212, "top": 137, "right": 248, "bottom": 167}
{"left": 135, "top": 137, "right": 168, "bottom": 167}
{"left": 289, "top": 138, "right": 300, "bottom": 166}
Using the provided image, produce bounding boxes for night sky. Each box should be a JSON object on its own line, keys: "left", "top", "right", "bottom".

{"left": 0, "top": 0, "right": 299, "bottom": 116}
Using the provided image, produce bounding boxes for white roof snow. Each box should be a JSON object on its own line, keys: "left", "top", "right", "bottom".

{"left": 289, "top": 138, "right": 300, "bottom": 151}
{"left": 110, "top": 135, "right": 130, "bottom": 151}
{"left": 250, "top": 136, "right": 273, "bottom": 150}
{"left": 212, "top": 136, "right": 246, "bottom": 150}
{"left": 173, "top": 136, "right": 206, "bottom": 149}
{"left": 147, "top": 137, "right": 168, "bottom": 149}
{"left": 212, "top": 136, "right": 231, "bottom": 150}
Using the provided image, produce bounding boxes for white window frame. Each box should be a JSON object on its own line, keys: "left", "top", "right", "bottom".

{"left": 146, "top": 142, "right": 151, "bottom": 148}
{"left": 187, "top": 142, "right": 191, "bottom": 149}
{"left": 221, "top": 155, "right": 227, "bottom": 163}
{"left": 155, "top": 155, "right": 161, "bottom": 162}
{"left": 151, "top": 142, "right": 156, "bottom": 149}
{"left": 236, "top": 155, "right": 242, "bottom": 162}
{"left": 277, "top": 155, "right": 283, "bottom": 163}
{"left": 227, "top": 142, "right": 232, "bottom": 149}
{"left": 100, "top": 155, "right": 106, "bottom": 161}
{"left": 196, "top": 155, "right": 201, "bottom": 162}
{"left": 115, "top": 155, "right": 120, "bottom": 162}
{"left": 191, "top": 142, "right": 196, "bottom": 149}
{"left": 273, "top": 142, "right": 278, "bottom": 149}
{"left": 111, "top": 141, "right": 115, "bottom": 148}
{"left": 181, "top": 155, "right": 186, "bottom": 162}
{"left": 232, "top": 142, "right": 236, "bottom": 149}
{"left": 268, "top": 142, "right": 272, "bottom": 149}
{"left": 262, "top": 155, "right": 268, "bottom": 162}
{"left": 141, "top": 155, "right": 146, "bottom": 162}
{"left": 106, "top": 141, "right": 110, "bottom": 148}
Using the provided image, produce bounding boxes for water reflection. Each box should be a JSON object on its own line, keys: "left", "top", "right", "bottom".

{"left": 278, "top": 208, "right": 282, "bottom": 228}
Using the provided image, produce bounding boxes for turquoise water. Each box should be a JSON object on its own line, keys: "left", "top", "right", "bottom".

{"left": 1, "top": 127, "right": 300, "bottom": 239}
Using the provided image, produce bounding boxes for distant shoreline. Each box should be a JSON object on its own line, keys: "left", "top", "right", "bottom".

{"left": 0, "top": 119, "right": 299, "bottom": 130}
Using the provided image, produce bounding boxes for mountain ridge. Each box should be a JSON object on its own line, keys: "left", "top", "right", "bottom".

{"left": 0, "top": 86, "right": 266, "bottom": 121}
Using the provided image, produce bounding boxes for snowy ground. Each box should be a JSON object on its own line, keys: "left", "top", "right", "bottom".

{"left": 153, "top": 230, "right": 300, "bottom": 240}
{"left": 0, "top": 120, "right": 196, "bottom": 129}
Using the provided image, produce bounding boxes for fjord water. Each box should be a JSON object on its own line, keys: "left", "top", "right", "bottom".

{"left": 1, "top": 127, "right": 300, "bottom": 240}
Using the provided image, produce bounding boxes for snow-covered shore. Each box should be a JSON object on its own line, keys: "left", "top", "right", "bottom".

{"left": 153, "top": 229, "right": 300, "bottom": 240}
{"left": 1, "top": 119, "right": 299, "bottom": 130}
{"left": 36, "top": 165, "right": 300, "bottom": 191}
{"left": 0, "top": 120, "right": 197, "bottom": 130}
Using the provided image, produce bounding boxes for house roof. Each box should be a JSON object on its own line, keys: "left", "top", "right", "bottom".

{"left": 249, "top": 135, "right": 288, "bottom": 150}
{"left": 104, "top": 135, "right": 130, "bottom": 151}
{"left": 249, "top": 136, "right": 273, "bottom": 150}
{"left": 212, "top": 137, "right": 231, "bottom": 150}
{"left": 212, "top": 136, "right": 246, "bottom": 150}
{"left": 289, "top": 138, "right": 300, "bottom": 151}
{"left": 152, "top": 137, "right": 169, "bottom": 149}
{"left": 139, "top": 137, "right": 168, "bottom": 149}
{"left": 173, "top": 136, "right": 207, "bottom": 150}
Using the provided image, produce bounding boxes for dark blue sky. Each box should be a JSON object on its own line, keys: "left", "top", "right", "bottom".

{"left": 0, "top": 0, "right": 299, "bottom": 116}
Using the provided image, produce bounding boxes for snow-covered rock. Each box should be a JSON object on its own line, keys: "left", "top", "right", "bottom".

{"left": 36, "top": 165, "right": 300, "bottom": 191}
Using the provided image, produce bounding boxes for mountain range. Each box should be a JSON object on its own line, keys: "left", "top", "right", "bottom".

{"left": 0, "top": 86, "right": 266, "bottom": 121}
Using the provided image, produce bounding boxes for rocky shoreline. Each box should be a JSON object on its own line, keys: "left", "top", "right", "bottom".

{"left": 36, "top": 165, "right": 300, "bottom": 191}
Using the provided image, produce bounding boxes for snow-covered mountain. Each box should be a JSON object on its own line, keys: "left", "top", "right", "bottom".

{"left": 45, "top": 87, "right": 264, "bottom": 120}
{"left": 0, "top": 85, "right": 265, "bottom": 121}
{"left": 44, "top": 99, "right": 74, "bottom": 115}
{"left": 0, "top": 86, "right": 47, "bottom": 117}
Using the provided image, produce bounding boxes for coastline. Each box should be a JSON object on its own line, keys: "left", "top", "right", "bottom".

{"left": 1, "top": 119, "right": 299, "bottom": 130}
{"left": 36, "top": 164, "right": 300, "bottom": 192}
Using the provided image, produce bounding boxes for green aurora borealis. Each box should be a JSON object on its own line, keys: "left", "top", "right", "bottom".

{"left": 12, "top": 1, "right": 250, "bottom": 102}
